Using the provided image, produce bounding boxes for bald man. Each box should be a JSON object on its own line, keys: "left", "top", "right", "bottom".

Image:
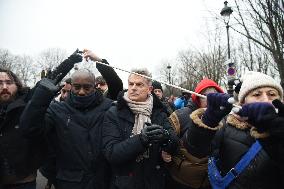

{"left": 20, "top": 69, "right": 112, "bottom": 189}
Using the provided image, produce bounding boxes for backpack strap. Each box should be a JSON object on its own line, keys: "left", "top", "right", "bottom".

{"left": 208, "top": 140, "right": 262, "bottom": 189}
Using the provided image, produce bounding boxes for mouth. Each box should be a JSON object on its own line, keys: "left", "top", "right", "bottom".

{"left": 0, "top": 90, "right": 11, "bottom": 96}
{"left": 0, "top": 93, "right": 10, "bottom": 96}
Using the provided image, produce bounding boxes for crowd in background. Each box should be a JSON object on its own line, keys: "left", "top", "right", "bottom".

{"left": 1, "top": 49, "right": 284, "bottom": 189}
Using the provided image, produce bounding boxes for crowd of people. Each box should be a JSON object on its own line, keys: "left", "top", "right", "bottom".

{"left": 1, "top": 49, "right": 284, "bottom": 189}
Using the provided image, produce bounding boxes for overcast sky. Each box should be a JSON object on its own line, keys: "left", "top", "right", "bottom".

{"left": 0, "top": 0, "right": 226, "bottom": 83}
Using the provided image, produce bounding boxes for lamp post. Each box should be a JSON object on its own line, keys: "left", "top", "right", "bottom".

{"left": 167, "top": 65, "right": 171, "bottom": 84}
{"left": 220, "top": 1, "right": 235, "bottom": 95}
{"left": 167, "top": 65, "right": 172, "bottom": 94}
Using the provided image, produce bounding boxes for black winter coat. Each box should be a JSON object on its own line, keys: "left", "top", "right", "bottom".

{"left": 20, "top": 85, "right": 113, "bottom": 189}
{"left": 102, "top": 92, "right": 178, "bottom": 189}
{"left": 0, "top": 89, "right": 45, "bottom": 184}
{"left": 188, "top": 109, "right": 284, "bottom": 189}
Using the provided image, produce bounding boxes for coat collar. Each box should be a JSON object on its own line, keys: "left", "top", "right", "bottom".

{"left": 226, "top": 114, "right": 269, "bottom": 139}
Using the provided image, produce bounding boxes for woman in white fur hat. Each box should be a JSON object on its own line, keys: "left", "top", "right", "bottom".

{"left": 184, "top": 71, "right": 284, "bottom": 189}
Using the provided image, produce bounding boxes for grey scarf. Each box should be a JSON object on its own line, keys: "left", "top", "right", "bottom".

{"left": 123, "top": 93, "right": 153, "bottom": 135}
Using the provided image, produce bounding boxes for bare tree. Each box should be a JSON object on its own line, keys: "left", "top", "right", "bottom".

{"left": 13, "top": 55, "right": 38, "bottom": 86}
{"left": 37, "top": 48, "right": 68, "bottom": 70}
{"left": 232, "top": 0, "right": 284, "bottom": 86}
{"left": 0, "top": 49, "right": 15, "bottom": 70}
{"left": 175, "top": 23, "right": 227, "bottom": 90}
{"left": 0, "top": 49, "right": 38, "bottom": 86}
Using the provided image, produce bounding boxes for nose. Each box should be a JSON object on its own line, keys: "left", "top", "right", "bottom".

{"left": 1, "top": 82, "right": 8, "bottom": 89}
{"left": 78, "top": 88, "right": 86, "bottom": 96}
{"left": 62, "top": 93, "right": 68, "bottom": 99}
{"left": 259, "top": 94, "right": 270, "bottom": 102}
{"left": 130, "top": 84, "right": 137, "bottom": 90}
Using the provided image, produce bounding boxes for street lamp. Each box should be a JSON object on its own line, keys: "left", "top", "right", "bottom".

{"left": 220, "top": 1, "right": 235, "bottom": 95}
{"left": 167, "top": 65, "right": 172, "bottom": 94}
{"left": 221, "top": 1, "right": 233, "bottom": 59}
{"left": 167, "top": 65, "right": 171, "bottom": 84}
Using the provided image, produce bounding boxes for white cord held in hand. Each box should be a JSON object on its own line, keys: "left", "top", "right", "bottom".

{"left": 93, "top": 60, "right": 242, "bottom": 109}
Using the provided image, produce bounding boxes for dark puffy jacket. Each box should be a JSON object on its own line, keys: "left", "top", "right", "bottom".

{"left": 0, "top": 89, "right": 45, "bottom": 184}
{"left": 20, "top": 85, "right": 113, "bottom": 189}
{"left": 188, "top": 109, "right": 283, "bottom": 189}
{"left": 169, "top": 100, "right": 198, "bottom": 137}
{"left": 102, "top": 91, "right": 178, "bottom": 189}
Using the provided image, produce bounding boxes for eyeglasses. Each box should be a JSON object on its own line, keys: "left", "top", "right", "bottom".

{"left": 0, "top": 80, "right": 15, "bottom": 88}
{"left": 72, "top": 84, "right": 94, "bottom": 91}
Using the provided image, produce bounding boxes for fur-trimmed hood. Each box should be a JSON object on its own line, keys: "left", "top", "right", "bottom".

{"left": 190, "top": 108, "right": 270, "bottom": 139}
{"left": 226, "top": 114, "right": 270, "bottom": 139}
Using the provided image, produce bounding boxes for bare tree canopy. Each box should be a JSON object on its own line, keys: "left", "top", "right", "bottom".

{"left": 232, "top": 0, "right": 284, "bottom": 86}
{"left": 37, "top": 48, "right": 68, "bottom": 70}
{"left": 0, "top": 49, "right": 15, "bottom": 70}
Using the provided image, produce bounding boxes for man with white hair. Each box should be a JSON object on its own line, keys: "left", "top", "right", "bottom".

{"left": 102, "top": 68, "right": 178, "bottom": 189}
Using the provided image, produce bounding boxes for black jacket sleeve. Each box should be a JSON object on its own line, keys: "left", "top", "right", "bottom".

{"left": 20, "top": 82, "right": 56, "bottom": 138}
{"left": 102, "top": 107, "right": 146, "bottom": 165}
{"left": 182, "top": 108, "right": 219, "bottom": 158}
{"left": 46, "top": 50, "right": 82, "bottom": 84}
{"left": 96, "top": 59, "right": 123, "bottom": 100}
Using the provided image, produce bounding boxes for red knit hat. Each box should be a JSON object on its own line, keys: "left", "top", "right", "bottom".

{"left": 191, "top": 78, "right": 224, "bottom": 107}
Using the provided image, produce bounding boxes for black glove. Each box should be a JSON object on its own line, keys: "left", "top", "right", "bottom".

{"left": 237, "top": 101, "right": 284, "bottom": 138}
{"left": 202, "top": 93, "right": 232, "bottom": 127}
{"left": 46, "top": 49, "right": 83, "bottom": 85}
{"left": 273, "top": 99, "right": 284, "bottom": 117}
{"left": 237, "top": 102, "right": 277, "bottom": 132}
{"left": 140, "top": 123, "right": 169, "bottom": 146}
{"left": 67, "top": 49, "right": 83, "bottom": 63}
{"left": 38, "top": 78, "right": 60, "bottom": 95}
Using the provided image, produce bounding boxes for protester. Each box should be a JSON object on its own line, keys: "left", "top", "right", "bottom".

{"left": 102, "top": 68, "right": 178, "bottom": 189}
{"left": 166, "top": 95, "right": 177, "bottom": 111}
{"left": 174, "top": 91, "right": 191, "bottom": 109}
{"left": 20, "top": 68, "right": 113, "bottom": 189}
{"left": 152, "top": 80, "right": 174, "bottom": 114}
{"left": 0, "top": 69, "right": 42, "bottom": 189}
{"left": 186, "top": 71, "right": 284, "bottom": 188}
{"left": 95, "top": 76, "right": 108, "bottom": 94}
{"left": 0, "top": 49, "right": 82, "bottom": 189}
{"left": 164, "top": 78, "right": 223, "bottom": 189}
{"left": 54, "top": 78, "right": 72, "bottom": 102}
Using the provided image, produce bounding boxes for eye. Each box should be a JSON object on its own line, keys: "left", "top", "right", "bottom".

{"left": 73, "top": 84, "right": 81, "bottom": 90}
{"left": 6, "top": 80, "right": 15, "bottom": 85}
{"left": 82, "top": 84, "right": 93, "bottom": 91}
{"left": 268, "top": 92, "right": 277, "bottom": 96}
{"left": 252, "top": 92, "right": 261, "bottom": 97}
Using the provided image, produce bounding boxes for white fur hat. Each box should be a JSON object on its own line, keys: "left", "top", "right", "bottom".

{"left": 238, "top": 71, "right": 283, "bottom": 103}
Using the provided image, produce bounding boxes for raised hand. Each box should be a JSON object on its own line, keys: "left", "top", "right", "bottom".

{"left": 236, "top": 102, "right": 277, "bottom": 132}
{"left": 202, "top": 93, "right": 232, "bottom": 127}
{"left": 83, "top": 49, "right": 102, "bottom": 62}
